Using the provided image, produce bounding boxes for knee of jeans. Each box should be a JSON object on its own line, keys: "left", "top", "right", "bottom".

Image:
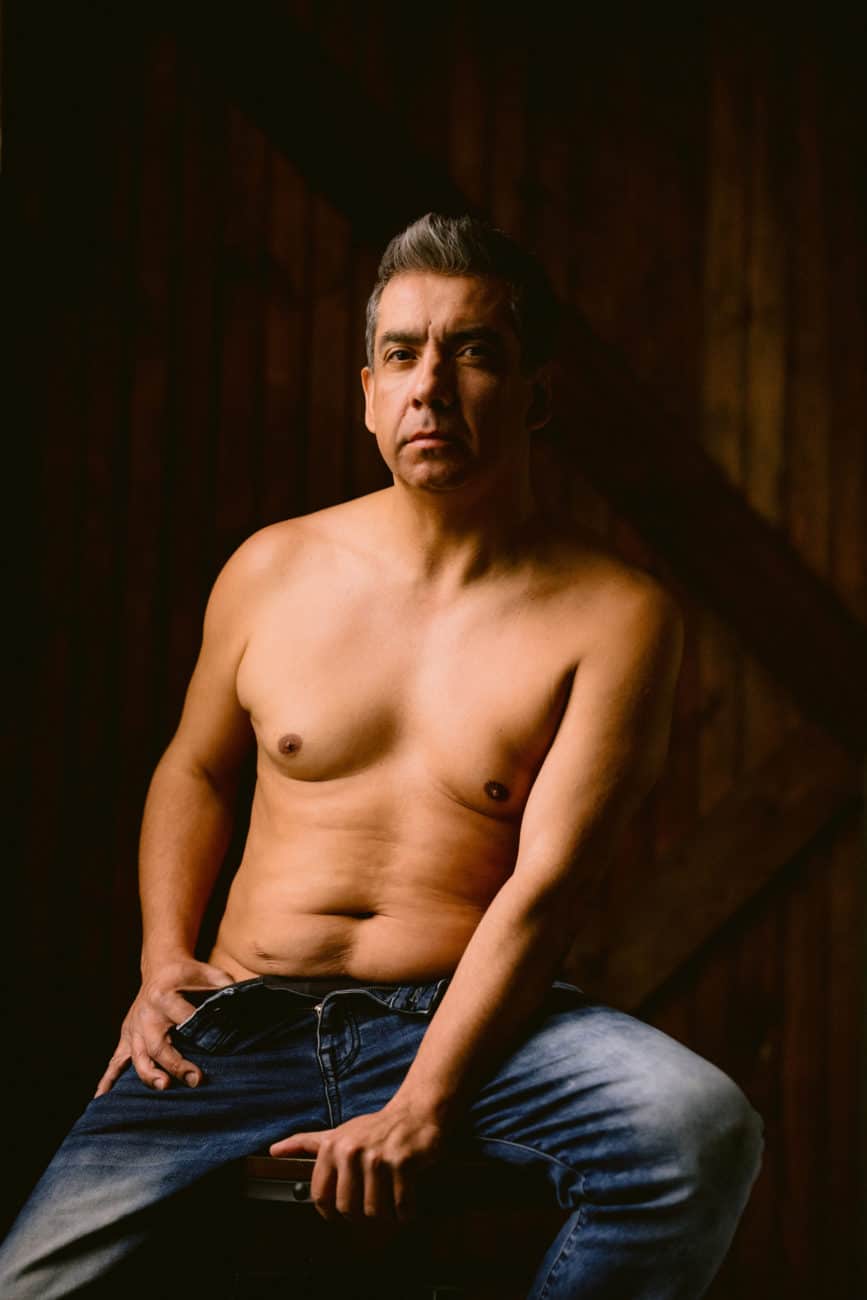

{"left": 652, "top": 1067, "right": 764, "bottom": 1198}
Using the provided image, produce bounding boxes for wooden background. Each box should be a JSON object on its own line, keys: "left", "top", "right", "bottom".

{"left": 4, "top": 4, "right": 865, "bottom": 1295}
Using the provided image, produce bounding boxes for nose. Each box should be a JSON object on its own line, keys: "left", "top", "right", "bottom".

{"left": 411, "top": 351, "right": 455, "bottom": 409}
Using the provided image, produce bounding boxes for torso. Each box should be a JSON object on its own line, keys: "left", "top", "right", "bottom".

{"left": 210, "top": 489, "right": 640, "bottom": 983}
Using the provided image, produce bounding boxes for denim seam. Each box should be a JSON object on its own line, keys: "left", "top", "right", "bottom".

{"left": 467, "top": 1134, "right": 579, "bottom": 1180}
{"left": 315, "top": 1010, "right": 338, "bottom": 1129}
{"left": 535, "top": 1197, "right": 587, "bottom": 1300}
{"left": 469, "top": 1135, "right": 589, "bottom": 1300}
{"left": 333, "top": 1011, "right": 361, "bottom": 1079}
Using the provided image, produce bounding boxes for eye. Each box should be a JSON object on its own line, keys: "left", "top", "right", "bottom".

{"left": 385, "top": 348, "right": 414, "bottom": 363}
{"left": 459, "top": 343, "right": 500, "bottom": 368}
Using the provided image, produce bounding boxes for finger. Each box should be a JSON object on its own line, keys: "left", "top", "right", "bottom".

{"left": 131, "top": 1037, "right": 171, "bottom": 1091}
{"left": 392, "top": 1164, "right": 416, "bottom": 1225}
{"left": 164, "top": 991, "right": 201, "bottom": 1025}
{"left": 362, "top": 1152, "right": 393, "bottom": 1221}
{"left": 199, "top": 962, "right": 234, "bottom": 987}
{"left": 334, "top": 1148, "right": 364, "bottom": 1222}
{"left": 94, "top": 1050, "right": 130, "bottom": 1098}
{"left": 178, "top": 964, "right": 234, "bottom": 991}
{"left": 310, "top": 1151, "right": 340, "bottom": 1223}
{"left": 150, "top": 1039, "right": 203, "bottom": 1087}
{"left": 269, "top": 1131, "right": 323, "bottom": 1158}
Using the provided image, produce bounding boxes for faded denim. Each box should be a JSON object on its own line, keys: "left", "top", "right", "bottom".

{"left": 0, "top": 976, "right": 763, "bottom": 1297}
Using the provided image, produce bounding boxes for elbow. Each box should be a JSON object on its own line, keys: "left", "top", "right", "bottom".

{"left": 502, "top": 869, "right": 593, "bottom": 956}
{"left": 155, "top": 745, "right": 241, "bottom": 806}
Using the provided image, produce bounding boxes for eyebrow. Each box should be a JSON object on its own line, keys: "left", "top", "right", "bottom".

{"left": 377, "top": 325, "right": 508, "bottom": 356}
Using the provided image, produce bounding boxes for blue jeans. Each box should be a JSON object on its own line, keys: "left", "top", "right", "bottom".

{"left": 0, "top": 976, "right": 762, "bottom": 1297}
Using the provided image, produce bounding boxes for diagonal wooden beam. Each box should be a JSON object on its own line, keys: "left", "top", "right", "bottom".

{"left": 174, "top": 5, "right": 867, "bottom": 756}
{"left": 546, "top": 324, "right": 867, "bottom": 758}
{"left": 173, "top": 4, "right": 476, "bottom": 244}
{"left": 563, "top": 724, "right": 860, "bottom": 1010}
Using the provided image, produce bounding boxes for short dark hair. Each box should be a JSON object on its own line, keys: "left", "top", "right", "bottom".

{"left": 365, "top": 212, "right": 560, "bottom": 372}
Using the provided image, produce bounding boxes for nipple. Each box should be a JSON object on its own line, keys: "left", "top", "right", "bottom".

{"left": 484, "top": 780, "right": 510, "bottom": 802}
{"left": 278, "top": 733, "right": 303, "bottom": 756}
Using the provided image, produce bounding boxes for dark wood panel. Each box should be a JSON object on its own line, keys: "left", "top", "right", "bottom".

{"left": 305, "top": 196, "right": 353, "bottom": 509}
{"left": 6, "top": 10, "right": 863, "bottom": 1290}
{"left": 173, "top": 3, "right": 472, "bottom": 245}
{"left": 173, "top": 3, "right": 867, "bottom": 754}
{"left": 162, "top": 52, "right": 228, "bottom": 706}
{"left": 261, "top": 151, "right": 310, "bottom": 524}
{"left": 573, "top": 724, "right": 859, "bottom": 1009}
{"left": 212, "top": 106, "right": 269, "bottom": 555}
{"left": 822, "top": 815, "right": 864, "bottom": 1294}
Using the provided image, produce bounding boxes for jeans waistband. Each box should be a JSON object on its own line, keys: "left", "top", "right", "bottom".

{"left": 261, "top": 976, "right": 385, "bottom": 996}
{"left": 254, "top": 974, "right": 452, "bottom": 1014}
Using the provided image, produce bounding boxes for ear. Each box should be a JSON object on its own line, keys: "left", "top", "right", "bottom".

{"left": 525, "top": 367, "right": 552, "bottom": 432}
{"left": 360, "top": 366, "right": 376, "bottom": 434}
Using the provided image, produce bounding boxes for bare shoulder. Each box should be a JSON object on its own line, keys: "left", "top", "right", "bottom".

{"left": 210, "top": 520, "right": 302, "bottom": 603}
{"left": 213, "top": 493, "right": 369, "bottom": 584}
{"left": 540, "top": 529, "right": 683, "bottom": 661}
{"left": 207, "top": 495, "right": 383, "bottom": 617}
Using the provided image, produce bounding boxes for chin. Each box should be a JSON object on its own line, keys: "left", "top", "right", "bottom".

{"left": 402, "top": 445, "right": 476, "bottom": 483}
{"left": 403, "top": 463, "right": 476, "bottom": 491}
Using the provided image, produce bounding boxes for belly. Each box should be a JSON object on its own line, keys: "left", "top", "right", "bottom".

{"left": 211, "top": 906, "right": 485, "bottom": 982}
{"left": 210, "top": 787, "right": 518, "bottom": 982}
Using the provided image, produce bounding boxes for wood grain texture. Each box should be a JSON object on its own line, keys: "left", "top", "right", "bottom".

{"left": 572, "top": 724, "right": 859, "bottom": 1010}
{"left": 6, "top": 10, "right": 864, "bottom": 1289}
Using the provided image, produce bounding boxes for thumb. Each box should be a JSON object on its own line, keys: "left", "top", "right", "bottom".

{"left": 198, "top": 963, "right": 234, "bottom": 988}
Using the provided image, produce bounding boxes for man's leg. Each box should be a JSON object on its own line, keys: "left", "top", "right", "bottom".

{"left": 0, "top": 980, "right": 331, "bottom": 1299}
{"left": 337, "top": 983, "right": 763, "bottom": 1300}
{"left": 462, "top": 987, "right": 763, "bottom": 1299}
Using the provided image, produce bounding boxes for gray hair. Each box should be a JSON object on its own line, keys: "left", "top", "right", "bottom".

{"left": 364, "top": 213, "right": 560, "bottom": 372}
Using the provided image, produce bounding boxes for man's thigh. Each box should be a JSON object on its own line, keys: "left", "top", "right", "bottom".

{"left": 458, "top": 987, "right": 755, "bottom": 1206}
{"left": 0, "top": 983, "right": 331, "bottom": 1296}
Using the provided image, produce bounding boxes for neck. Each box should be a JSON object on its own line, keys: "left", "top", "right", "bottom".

{"left": 384, "top": 462, "right": 541, "bottom": 594}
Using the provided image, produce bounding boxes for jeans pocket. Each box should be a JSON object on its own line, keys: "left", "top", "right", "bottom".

{"left": 171, "top": 999, "right": 233, "bottom": 1054}
{"left": 172, "top": 982, "right": 311, "bottom": 1054}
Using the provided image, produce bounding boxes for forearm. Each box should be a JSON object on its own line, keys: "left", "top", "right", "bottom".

{"left": 395, "top": 874, "right": 580, "bottom": 1125}
{"left": 138, "top": 750, "right": 237, "bottom": 972}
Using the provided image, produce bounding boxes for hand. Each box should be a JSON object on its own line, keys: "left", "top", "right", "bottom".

{"left": 94, "top": 956, "right": 234, "bottom": 1096}
{"left": 269, "top": 1098, "right": 446, "bottom": 1225}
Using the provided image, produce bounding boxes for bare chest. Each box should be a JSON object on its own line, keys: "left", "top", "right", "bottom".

{"left": 236, "top": 575, "right": 577, "bottom": 818}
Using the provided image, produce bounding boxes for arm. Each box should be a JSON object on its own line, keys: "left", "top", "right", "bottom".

{"left": 272, "top": 579, "right": 683, "bottom": 1219}
{"left": 95, "top": 536, "right": 265, "bottom": 1095}
{"left": 397, "top": 581, "right": 684, "bottom": 1118}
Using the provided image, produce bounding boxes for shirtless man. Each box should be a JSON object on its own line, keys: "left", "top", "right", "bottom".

{"left": 0, "top": 213, "right": 762, "bottom": 1298}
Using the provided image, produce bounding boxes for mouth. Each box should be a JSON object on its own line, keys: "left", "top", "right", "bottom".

{"left": 405, "top": 431, "right": 460, "bottom": 447}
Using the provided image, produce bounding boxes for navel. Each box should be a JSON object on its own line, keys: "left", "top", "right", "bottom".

{"left": 484, "top": 780, "right": 510, "bottom": 803}
{"left": 277, "top": 732, "right": 303, "bottom": 756}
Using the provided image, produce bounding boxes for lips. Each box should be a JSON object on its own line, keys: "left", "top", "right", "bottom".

{"left": 406, "top": 431, "right": 458, "bottom": 444}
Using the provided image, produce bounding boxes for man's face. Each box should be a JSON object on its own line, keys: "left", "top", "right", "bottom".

{"left": 361, "top": 272, "right": 549, "bottom": 493}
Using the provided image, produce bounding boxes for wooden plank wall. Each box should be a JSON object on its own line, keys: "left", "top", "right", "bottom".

{"left": 6, "top": 5, "right": 864, "bottom": 1295}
